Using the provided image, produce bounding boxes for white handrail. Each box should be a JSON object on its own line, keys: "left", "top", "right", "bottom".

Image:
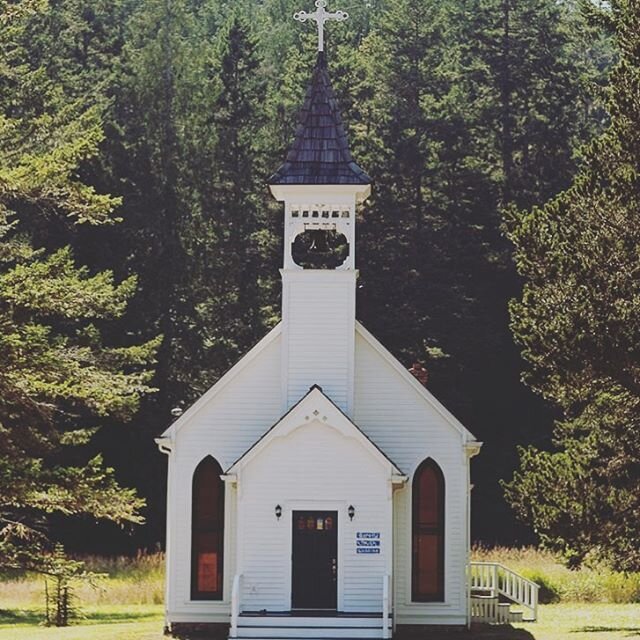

{"left": 470, "top": 562, "right": 539, "bottom": 621}
{"left": 382, "top": 574, "right": 390, "bottom": 639}
{"left": 230, "top": 574, "right": 242, "bottom": 638}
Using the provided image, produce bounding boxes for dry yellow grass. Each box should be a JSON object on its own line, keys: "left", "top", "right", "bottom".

{"left": 0, "top": 552, "right": 165, "bottom": 607}
{"left": 472, "top": 545, "right": 640, "bottom": 603}
{"left": 1, "top": 546, "right": 638, "bottom": 621}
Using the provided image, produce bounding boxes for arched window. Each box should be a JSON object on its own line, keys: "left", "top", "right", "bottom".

{"left": 412, "top": 458, "right": 445, "bottom": 601}
{"left": 191, "top": 456, "right": 224, "bottom": 600}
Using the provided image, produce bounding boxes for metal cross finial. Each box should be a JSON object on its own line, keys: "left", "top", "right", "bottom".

{"left": 294, "top": 1, "right": 349, "bottom": 52}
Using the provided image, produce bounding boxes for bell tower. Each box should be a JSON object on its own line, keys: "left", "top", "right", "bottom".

{"left": 268, "top": 43, "right": 371, "bottom": 416}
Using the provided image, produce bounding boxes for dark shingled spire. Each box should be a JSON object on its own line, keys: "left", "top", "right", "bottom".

{"left": 268, "top": 52, "right": 371, "bottom": 185}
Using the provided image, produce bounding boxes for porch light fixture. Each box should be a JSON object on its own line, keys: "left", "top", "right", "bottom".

{"left": 348, "top": 505, "right": 355, "bottom": 521}
{"left": 275, "top": 505, "right": 282, "bottom": 520}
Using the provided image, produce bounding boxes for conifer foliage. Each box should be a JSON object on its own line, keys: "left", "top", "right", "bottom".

{"left": 504, "top": 0, "right": 640, "bottom": 570}
{"left": 0, "top": 2, "right": 157, "bottom": 567}
{"left": 0, "top": 0, "right": 623, "bottom": 560}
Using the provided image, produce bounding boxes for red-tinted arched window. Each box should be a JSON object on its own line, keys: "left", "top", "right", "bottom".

{"left": 412, "top": 458, "right": 444, "bottom": 601}
{"left": 191, "top": 456, "right": 224, "bottom": 600}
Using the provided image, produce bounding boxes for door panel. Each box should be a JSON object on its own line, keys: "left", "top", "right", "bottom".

{"left": 291, "top": 511, "right": 338, "bottom": 609}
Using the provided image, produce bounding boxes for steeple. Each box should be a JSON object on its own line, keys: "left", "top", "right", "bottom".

{"left": 268, "top": 52, "right": 371, "bottom": 186}
{"left": 269, "top": 3, "right": 370, "bottom": 415}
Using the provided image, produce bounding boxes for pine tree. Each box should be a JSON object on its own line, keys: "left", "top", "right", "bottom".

{"left": 345, "top": 0, "right": 608, "bottom": 540}
{"left": 504, "top": 0, "right": 640, "bottom": 570}
{"left": 187, "top": 12, "right": 279, "bottom": 387}
{"left": 0, "top": 1, "right": 156, "bottom": 566}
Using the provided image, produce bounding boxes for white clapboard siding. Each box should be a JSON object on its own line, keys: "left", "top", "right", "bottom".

{"left": 353, "top": 326, "right": 469, "bottom": 626}
{"left": 238, "top": 420, "right": 392, "bottom": 613}
{"left": 164, "top": 315, "right": 475, "bottom": 627}
{"left": 166, "top": 333, "right": 283, "bottom": 621}
{"left": 282, "top": 270, "right": 356, "bottom": 414}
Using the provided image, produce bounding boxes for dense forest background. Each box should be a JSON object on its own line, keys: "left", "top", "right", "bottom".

{"left": 1, "top": 0, "right": 619, "bottom": 556}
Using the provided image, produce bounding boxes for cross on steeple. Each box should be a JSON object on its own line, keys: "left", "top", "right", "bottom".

{"left": 294, "top": 1, "right": 349, "bottom": 52}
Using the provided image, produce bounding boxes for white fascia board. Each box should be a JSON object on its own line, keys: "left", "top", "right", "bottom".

{"left": 269, "top": 183, "right": 371, "bottom": 203}
{"left": 226, "top": 386, "right": 402, "bottom": 476}
{"left": 355, "top": 321, "right": 479, "bottom": 443}
{"left": 159, "top": 322, "right": 283, "bottom": 439}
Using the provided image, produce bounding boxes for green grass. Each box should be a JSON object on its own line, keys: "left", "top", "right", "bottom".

{"left": 1, "top": 604, "right": 639, "bottom": 640}
{"left": 0, "top": 604, "right": 164, "bottom": 639}
{"left": 477, "top": 603, "right": 640, "bottom": 640}
{"left": 0, "top": 550, "right": 638, "bottom": 639}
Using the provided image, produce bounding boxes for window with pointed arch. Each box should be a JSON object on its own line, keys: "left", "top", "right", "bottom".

{"left": 412, "top": 458, "right": 445, "bottom": 602}
{"left": 191, "top": 456, "right": 224, "bottom": 600}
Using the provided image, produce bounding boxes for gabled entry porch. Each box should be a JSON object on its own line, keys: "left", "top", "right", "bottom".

{"left": 225, "top": 387, "right": 404, "bottom": 619}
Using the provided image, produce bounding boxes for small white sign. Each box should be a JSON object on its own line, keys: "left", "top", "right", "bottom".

{"left": 356, "top": 532, "right": 381, "bottom": 554}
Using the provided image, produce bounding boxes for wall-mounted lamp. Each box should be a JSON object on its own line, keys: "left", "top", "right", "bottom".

{"left": 348, "top": 505, "right": 355, "bottom": 521}
{"left": 275, "top": 505, "right": 282, "bottom": 520}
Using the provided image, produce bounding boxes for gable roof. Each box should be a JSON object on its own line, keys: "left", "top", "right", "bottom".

{"left": 355, "top": 321, "right": 479, "bottom": 443}
{"left": 267, "top": 52, "right": 371, "bottom": 186}
{"left": 158, "top": 319, "right": 479, "bottom": 447}
{"left": 159, "top": 323, "right": 282, "bottom": 439}
{"left": 226, "top": 385, "right": 404, "bottom": 476}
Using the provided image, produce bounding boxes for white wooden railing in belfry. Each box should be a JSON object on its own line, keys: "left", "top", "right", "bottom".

{"left": 382, "top": 574, "right": 391, "bottom": 639}
{"left": 470, "top": 562, "right": 539, "bottom": 621}
{"left": 230, "top": 574, "right": 242, "bottom": 638}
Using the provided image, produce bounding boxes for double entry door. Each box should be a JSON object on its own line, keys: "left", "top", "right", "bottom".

{"left": 291, "top": 511, "right": 338, "bottom": 610}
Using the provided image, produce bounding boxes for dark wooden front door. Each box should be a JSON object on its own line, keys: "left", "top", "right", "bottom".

{"left": 292, "top": 511, "right": 338, "bottom": 609}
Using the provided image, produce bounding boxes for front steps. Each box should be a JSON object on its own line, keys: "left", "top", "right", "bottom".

{"left": 469, "top": 562, "right": 539, "bottom": 624}
{"left": 231, "top": 613, "right": 392, "bottom": 640}
{"left": 470, "top": 595, "right": 524, "bottom": 624}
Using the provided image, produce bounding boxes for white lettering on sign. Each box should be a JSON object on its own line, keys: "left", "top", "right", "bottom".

{"left": 356, "top": 532, "right": 381, "bottom": 554}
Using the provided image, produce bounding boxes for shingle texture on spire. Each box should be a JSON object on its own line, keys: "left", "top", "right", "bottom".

{"left": 268, "top": 52, "right": 371, "bottom": 185}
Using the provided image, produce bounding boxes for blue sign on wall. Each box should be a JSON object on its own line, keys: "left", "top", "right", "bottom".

{"left": 356, "top": 532, "right": 381, "bottom": 554}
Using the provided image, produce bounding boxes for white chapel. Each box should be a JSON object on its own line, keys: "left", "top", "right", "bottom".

{"left": 156, "top": 3, "right": 540, "bottom": 634}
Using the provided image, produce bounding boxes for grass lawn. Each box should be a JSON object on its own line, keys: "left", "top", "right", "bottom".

{"left": 511, "top": 603, "right": 640, "bottom": 639}
{"left": 0, "top": 603, "right": 639, "bottom": 639}
{"left": 0, "top": 604, "right": 164, "bottom": 640}
{"left": 1, "top": 552, "right": 638, "bottom": 639}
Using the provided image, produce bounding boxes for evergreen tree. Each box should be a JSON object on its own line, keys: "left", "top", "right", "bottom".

{"left": 345, "top": 0, "right": 607, "bottom": 540}
{"left": 187, "top": 12, "right": 279, "bottom": 386}
{"left": 0, "top": 1, "right": 156, "bottom": 566}
{"left": 504, "top": 0, "right": 640, "bottom": 570}
{"left": 0, "top": 0, "right": 615, "bottom": 553}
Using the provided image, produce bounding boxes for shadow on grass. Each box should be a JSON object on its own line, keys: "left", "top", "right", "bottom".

{"left": 0, "top": 607, "right": 159, "bottom": 627}
{"left": 573, "top": 626, "right": 640, "bottom": 636}
{"left": 0, "top": 609, "right": 42, "bottom": 626}
{"left": 462, "top": 625, "right": 536, "bottom": 640}
{"left": 169, "top": 625, "right": 538, "bottom": 640}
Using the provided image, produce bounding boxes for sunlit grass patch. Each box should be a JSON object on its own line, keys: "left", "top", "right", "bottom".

{"left": 0, "top": 604, "right": 164, "bottom": 640}
{"left": 0, "top": 552, "right": 165, "bottom": 608}
{"left": 472, "top": 545, "right": 640, "bottom": 603}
